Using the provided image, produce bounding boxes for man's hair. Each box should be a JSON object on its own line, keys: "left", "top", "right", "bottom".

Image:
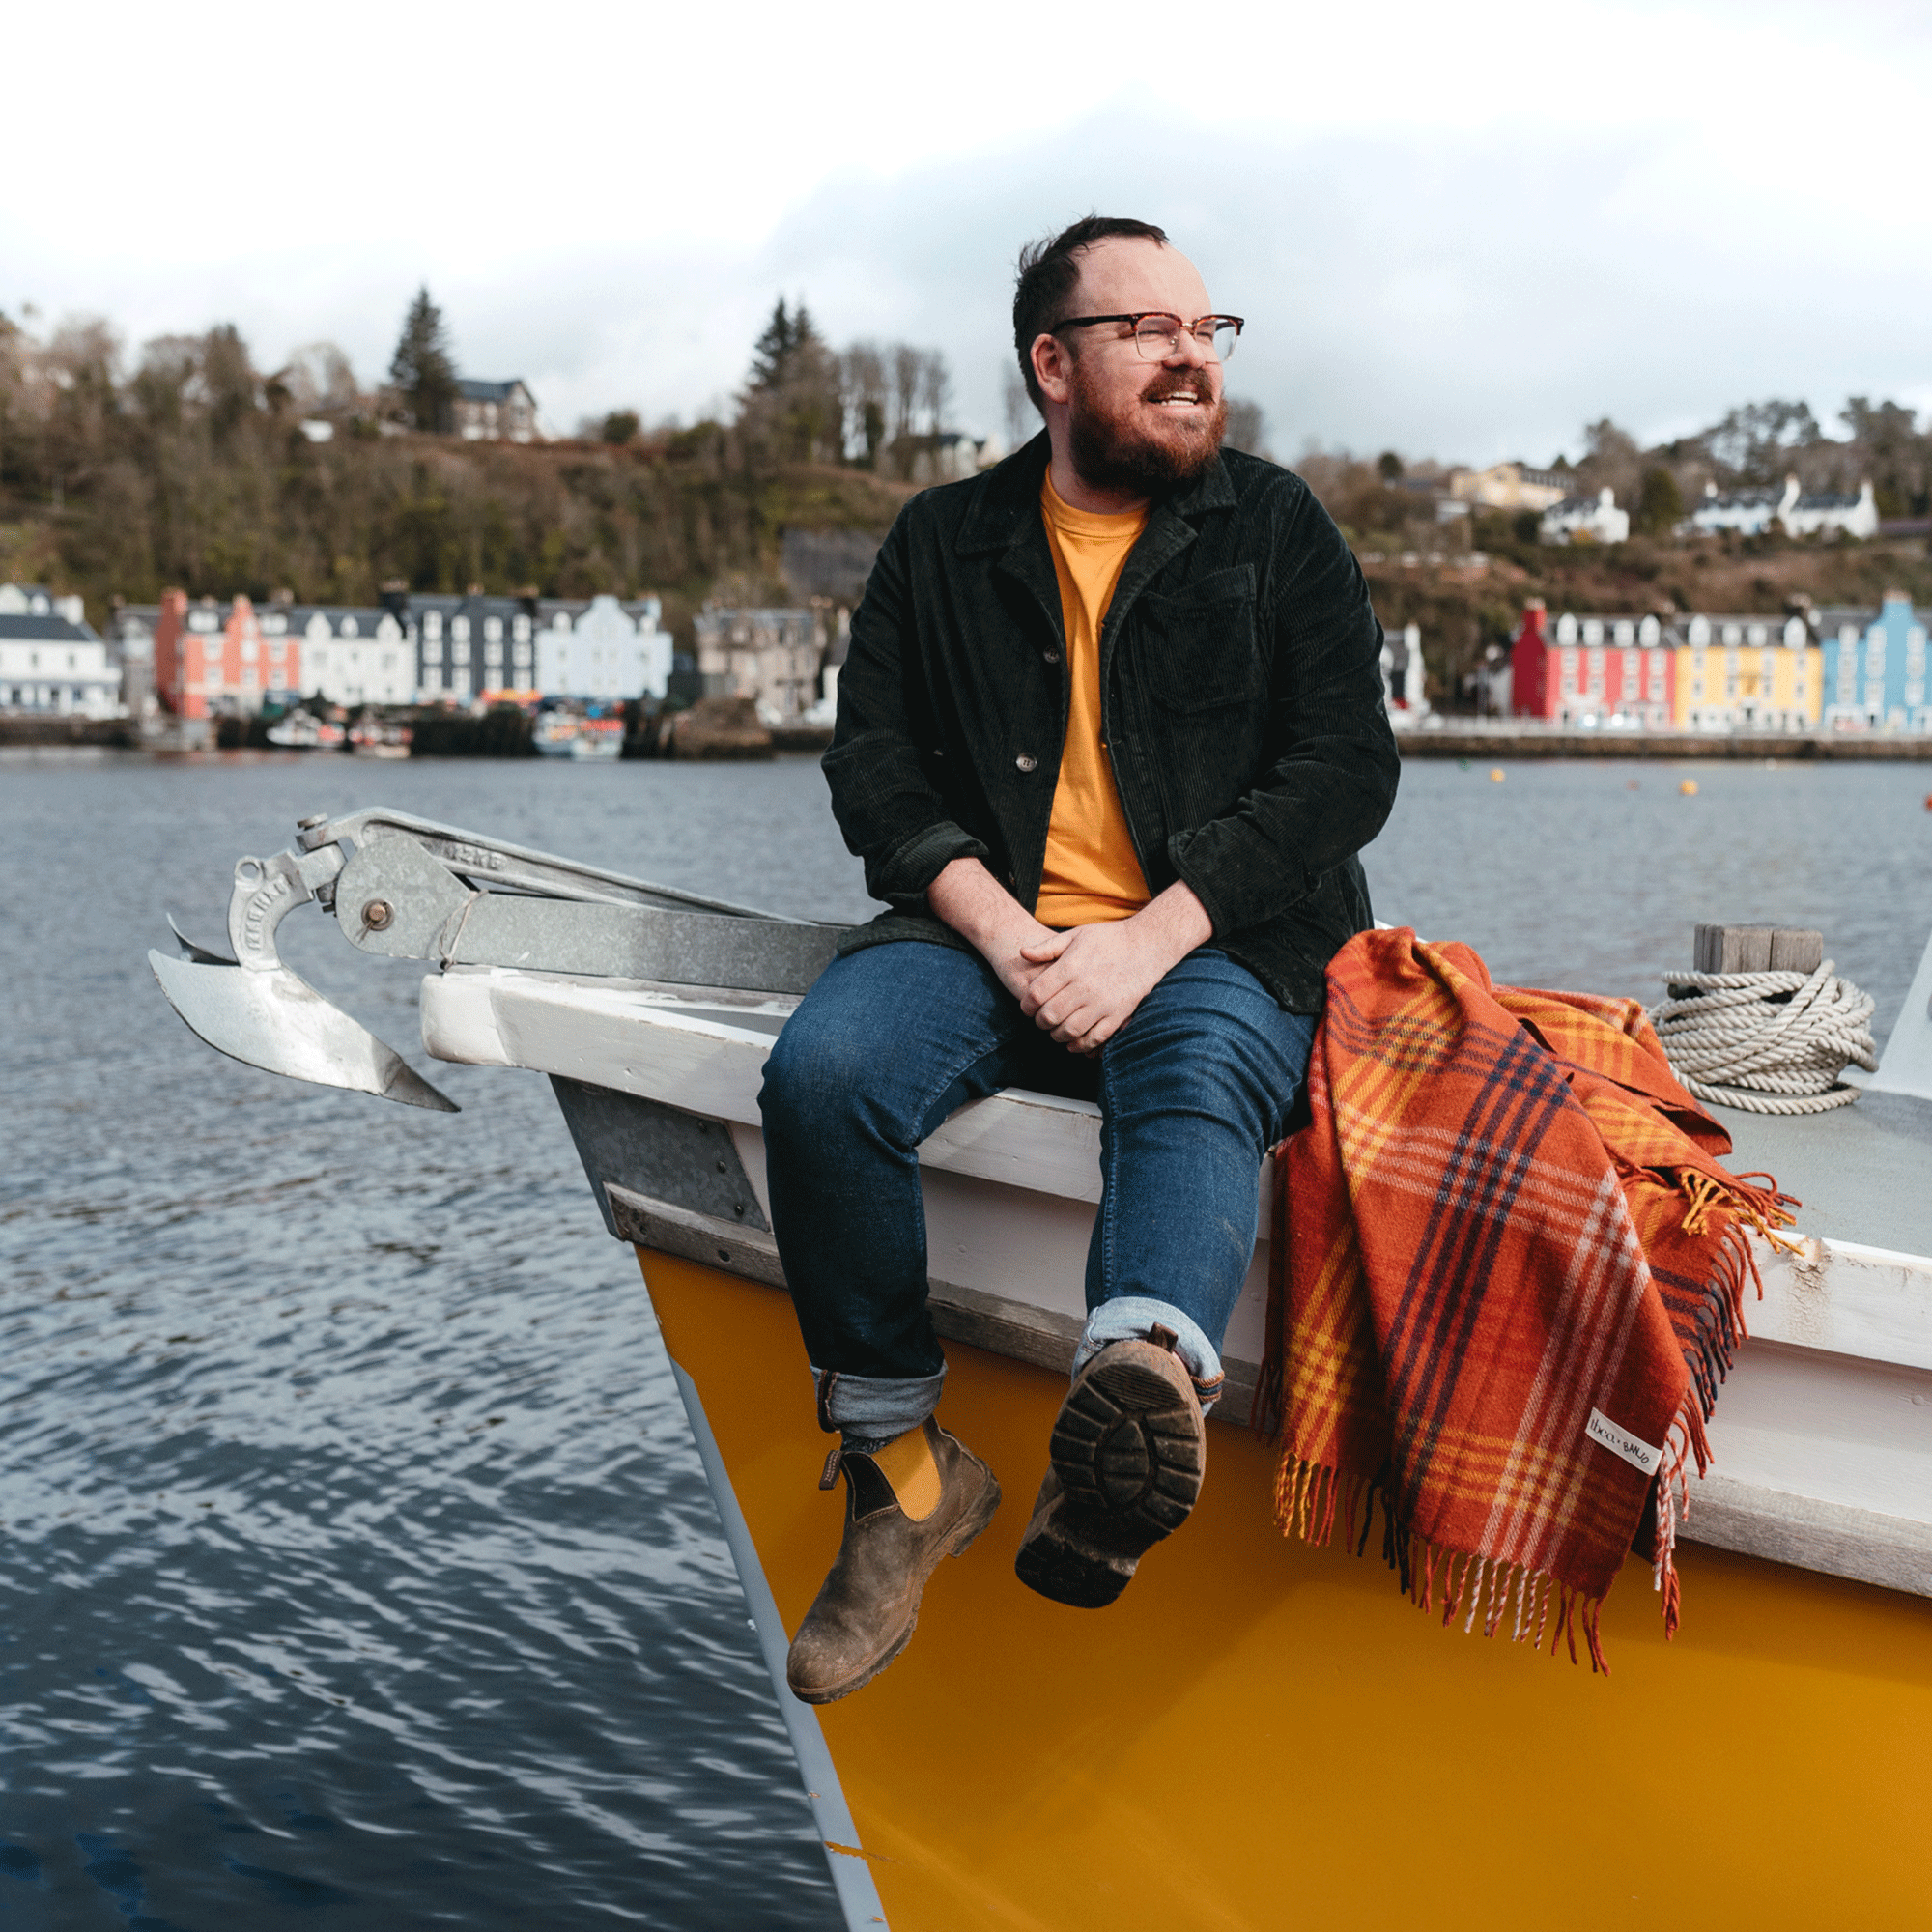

{"left": 1012, "top": 215, "right": 1169, "bottom": 411}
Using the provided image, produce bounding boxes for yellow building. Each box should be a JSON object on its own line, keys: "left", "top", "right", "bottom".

{"left": 1671, "top": 613, "right": 1822, "bottom": 730}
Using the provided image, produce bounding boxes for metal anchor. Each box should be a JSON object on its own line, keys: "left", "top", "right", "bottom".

{"left": 149, "top": 834, "right": 460, "bottom": 1111}
{"left": 150, "top": 807, "right": 846, "bottom": 1112}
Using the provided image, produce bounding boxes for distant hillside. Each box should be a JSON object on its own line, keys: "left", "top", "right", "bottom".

{"left": 0, "top": 298, "right": 939, "bottom": 643}
{"left": 0, "top": 421, "right": 913, "bottom": 646}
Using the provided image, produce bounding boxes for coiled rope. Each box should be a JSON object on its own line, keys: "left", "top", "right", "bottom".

{"left": 1648, "top": 962, "right": 1878, "bottom": 1114}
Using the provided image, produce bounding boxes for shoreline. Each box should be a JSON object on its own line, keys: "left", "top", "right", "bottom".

{"left": 1394, "top": 726, "right": 1932, "bottom": 760}
{"left": 9, "top": 715, "right": 1932, "bottom": 762}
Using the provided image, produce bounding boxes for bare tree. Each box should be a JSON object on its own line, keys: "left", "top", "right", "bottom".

{"left": 1003, "top": 365, "right": 1036, "bottom": 450}
{"left": 916, "top": 350, "right": 952, "bottom": 440}
{"left": 279, "top": 342, "right": 359, "bottom": 417}
{"left": 890, "top": 344, "right": 923, "bottom": 446}
{"left": 840, "top": 342, "right": 888, "bottom": 466}
{"left": 1223, "top": 397, "right": 1267, "bottom": 458}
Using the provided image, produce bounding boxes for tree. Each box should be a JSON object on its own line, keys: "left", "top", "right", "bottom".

{"left": 1634, "top": 465, "right": 1685, "bottom": 536}
{"left": 1377, "top": 450, "right": 1403, "bottom": 480}
{"left": 200, "top": 325, "right": 258, "bottom": 448}
{"left": 739, "top": 297, "right": 841, "bottom": 464}
{"left": 747, "top": 298, "right": 803, "bottom": 393}
{"left": 1576, "top": 418, "right": 1641, "bottom": 505}
{"left": 1703, "top": 399, "right": 1821, "bottom": 482}
{"left": 278, "top": 342, "right": 358, "bottom": 417}
{"left": 1840, "top": 397, "right": 1926, "bottom": 516}
{"left": 601, "top": 410, "right": 640, "bottom": 445}
{"left": 840, "top": 343, "right": 888, "bottom": 465}
{"left": 1002, "top": 365, "right": 1035, "bottom": 452}
{"left": 388, "top": 287, "right": 459, "bottom": 434}
{"left": 1225, "top": 399, "right": 1267, "bottom": 457}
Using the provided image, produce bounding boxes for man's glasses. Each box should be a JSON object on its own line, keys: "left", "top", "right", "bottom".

{"left": 1050, "top": 312, "right": 1244, "bottom": 363}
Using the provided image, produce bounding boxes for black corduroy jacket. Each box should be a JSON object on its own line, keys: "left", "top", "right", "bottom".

{"left": 822, "top": 433, "right": 1402, "bottom": 1014}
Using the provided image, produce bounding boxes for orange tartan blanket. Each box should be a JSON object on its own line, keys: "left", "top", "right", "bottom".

{"left": 1257, "top": 929, "right": 1795, "bottom": 1670}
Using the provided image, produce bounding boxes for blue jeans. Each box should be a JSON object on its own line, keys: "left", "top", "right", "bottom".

{"left": 757, "top": 941, "right": 1314, "bottom": 1443}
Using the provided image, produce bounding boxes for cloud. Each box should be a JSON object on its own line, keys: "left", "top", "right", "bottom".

{"left": 5, "top": 0, "right": 1928, "bottom": 462}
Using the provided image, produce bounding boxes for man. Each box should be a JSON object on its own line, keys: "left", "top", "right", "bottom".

{"left": 759, "top": 215, "right": 1400, "bottom": 1705}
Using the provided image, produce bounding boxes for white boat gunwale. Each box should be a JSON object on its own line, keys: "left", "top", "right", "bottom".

{"left": 421, "top": 961, "right": 1932, "bottom": 1601}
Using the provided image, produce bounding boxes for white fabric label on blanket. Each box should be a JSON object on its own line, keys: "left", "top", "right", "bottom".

{"left": 1587, "top": 1407, "right": 1662, "bottom": 1475}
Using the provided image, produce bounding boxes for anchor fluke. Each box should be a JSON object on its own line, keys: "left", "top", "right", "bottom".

{"left": 148, "top": 948, "right": 459, "bottom": 1111}
{"left": 167, "top": 914, "right": 236, "bottom": 966}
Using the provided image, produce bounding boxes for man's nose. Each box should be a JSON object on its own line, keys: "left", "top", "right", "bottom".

{"left": 1164, "top": 329, "right": 1212, "bottom": 370}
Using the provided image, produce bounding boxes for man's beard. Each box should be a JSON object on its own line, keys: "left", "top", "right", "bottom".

{"left": 1066, "top": 362, "right": 1227, "bottom": 497}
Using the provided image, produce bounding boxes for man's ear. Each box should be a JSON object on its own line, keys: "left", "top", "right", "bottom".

{"left": 1030, "top": 332, "right": 1073, "bottom": 409}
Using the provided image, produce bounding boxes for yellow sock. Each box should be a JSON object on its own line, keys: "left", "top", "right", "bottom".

{"left": 868, "top": 1423, "right": 942, "bottom": 1521}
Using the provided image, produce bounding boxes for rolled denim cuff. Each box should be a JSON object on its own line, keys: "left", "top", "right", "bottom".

{"left": 810, "top": 1364, "right": 947, "bottom": 1445}
{"left": 1072, "top": 1297, "right": 1226, "bottom": 1414}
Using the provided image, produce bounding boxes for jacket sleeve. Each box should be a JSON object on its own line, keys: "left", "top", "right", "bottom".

{"left": 1165, "top": 481, "right": 1401, "bottom": 935}
{"left": 821, "top": 506, "right": 992, "bottom": 912}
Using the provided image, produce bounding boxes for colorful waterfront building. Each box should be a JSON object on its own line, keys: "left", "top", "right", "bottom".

{"left": 1818, "top": 592, "right": 1929, "bottom": 731}
{"left": 1509, "top": 601, "right": 1673, "bottom": 726}
{"left": 153, "top": 591, "right": 304, "bottom": 719}
{"left": 1670, "top": 613, "right": 1819, "bottom": 731}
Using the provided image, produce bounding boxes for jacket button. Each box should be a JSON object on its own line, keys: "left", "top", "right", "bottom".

{"left": 1042, "top": 649, "right": 1061, "bottom": 664}
{"left": 1015, "top": 753, "right": 1037, "bottom": 773}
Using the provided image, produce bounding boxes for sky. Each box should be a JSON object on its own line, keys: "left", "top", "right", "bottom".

{"left": 9, "top": 0, "right": 1930, "bottom": 468}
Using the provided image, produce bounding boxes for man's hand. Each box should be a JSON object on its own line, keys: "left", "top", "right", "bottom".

{"left": 1018, "top": 883, "right": 1212, "bottom": 1052}
{"left": 926, "top": 857, "right": 1063, "bottom": 1005}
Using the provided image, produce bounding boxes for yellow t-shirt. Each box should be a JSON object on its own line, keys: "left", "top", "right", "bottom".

{"left": 1035, "top": 475, "right": 1152, "bottom": 927}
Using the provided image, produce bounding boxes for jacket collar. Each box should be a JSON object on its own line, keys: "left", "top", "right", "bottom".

{"left": 955, "top": 430, "right": 1236, "bottom": 557}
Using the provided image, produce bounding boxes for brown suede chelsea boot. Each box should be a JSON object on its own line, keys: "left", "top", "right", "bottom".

{"left": 1014, "top": 1328, "right": 1206, "bottom": 1608}
{"left": 785, "top": 1417, "right": 1001, "bottom": 1706}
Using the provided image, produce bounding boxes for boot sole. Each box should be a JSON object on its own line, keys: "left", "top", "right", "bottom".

{"left": 1012, "top": 1508, "right": 1137, "bottom": 1608}
{"left": 789, "top": 1468, "right": 1002, "bottom": 1706}
{"left": 1021, "top": 1350, "right": 1203, "bottom": 1609}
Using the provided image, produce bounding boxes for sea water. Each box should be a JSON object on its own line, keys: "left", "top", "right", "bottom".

{"left": 2, "top": 750, "right": 1927, "bottom": 1929}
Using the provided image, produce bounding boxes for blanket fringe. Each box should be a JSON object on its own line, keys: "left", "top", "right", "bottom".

{"left": 1271, "top": 1453, "right": 1613, "bottom": 1673}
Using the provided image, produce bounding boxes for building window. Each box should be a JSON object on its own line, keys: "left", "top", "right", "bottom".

{"left": 484, "top": 616, "right": 503, "bottom": 643}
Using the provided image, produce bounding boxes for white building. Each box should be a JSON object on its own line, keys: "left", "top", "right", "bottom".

{"left": 533, "top": 594, "right": 671, "bottom": 701}
{"left": 292, "top": 607, "right": 415, "bottom": 707}
{"left": 0, "top": 583, "right": 121, "bottom": 716}
{"left": 1690, "top": 475, "right": 1880, "bottom": 541}
{"left": 1782, "top": 479, "right": 1878, "bottom": 541}
{"left": 693, "top": 606, "right": 826, "bottom": 723}
{"left": 1539, "top": 487, "right": 1629, "bottom": 546}
{"left": 1689, "top": 482, "right": 1783, "bottom": 537}
{"left": 454, "top": 379, "right": 539, "bottom": 443}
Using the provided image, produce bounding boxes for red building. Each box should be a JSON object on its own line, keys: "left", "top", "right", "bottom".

{"left": 154, "top": 591, "right": 303, "bottom": 717}
{"left": 1510, "top": 599, "right": 1674, "bottom": 726}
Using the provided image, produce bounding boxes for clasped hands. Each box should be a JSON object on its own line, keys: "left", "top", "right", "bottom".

{"left": 927, "top": 858, "right": 1212, "bottom": 1056}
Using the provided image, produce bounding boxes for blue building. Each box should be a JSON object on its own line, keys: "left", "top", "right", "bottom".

{"left": 1819, "top": 592, "right": 1929, "bottom": 731}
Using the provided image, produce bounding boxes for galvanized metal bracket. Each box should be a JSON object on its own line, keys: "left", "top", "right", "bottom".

{"left": 156, "top": 803, "right": 847, "bottom": 1110}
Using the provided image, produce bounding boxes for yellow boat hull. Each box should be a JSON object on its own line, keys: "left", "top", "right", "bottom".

{"left": 642, "top": 1245, "right": 1931, "bottom": 1930}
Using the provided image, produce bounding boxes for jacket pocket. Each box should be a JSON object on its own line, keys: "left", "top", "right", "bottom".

{"left": 1135, "top": 566, "right": 1262, "bottom": 714}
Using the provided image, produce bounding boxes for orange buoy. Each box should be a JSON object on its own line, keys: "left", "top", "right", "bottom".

{"left": 1489, "top": 767, "right": 1505, "bottom": 783}
{"left": 1680, "top": 780, "right": 1699, "bottom": 796}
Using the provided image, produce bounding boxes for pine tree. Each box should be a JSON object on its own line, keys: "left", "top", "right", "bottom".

{"left": 746, "top": 298, "right": 799, "bottom": 394}
{"left": 388, "top": 288, "right": 459, "bottom": 434}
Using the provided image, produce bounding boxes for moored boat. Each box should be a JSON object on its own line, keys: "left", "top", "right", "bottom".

{"left": 534, "top": 709, "right": 625, "bottom": 758}
{"left": 149, "top": 808, "right": 1932, "bottom": 1928}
